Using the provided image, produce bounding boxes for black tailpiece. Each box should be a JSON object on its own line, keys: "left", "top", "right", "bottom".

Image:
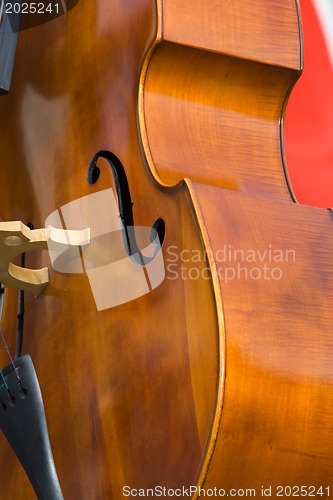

{"left": 0, "top": 355, "right": 63, "bottom": 499}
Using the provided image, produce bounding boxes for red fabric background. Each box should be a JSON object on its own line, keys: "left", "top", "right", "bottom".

{"left": 284, "top": 0, "right": 333, "bottom": 208}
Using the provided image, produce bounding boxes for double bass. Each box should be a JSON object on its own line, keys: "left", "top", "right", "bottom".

{"left": 0, "top": 0, "right": 332, "bottom": 498}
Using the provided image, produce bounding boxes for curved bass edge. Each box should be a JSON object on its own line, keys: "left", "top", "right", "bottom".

{"left": 279, "top": 0, "right": 305, "bottom": 205}
{"left": 187, "top": 182, "right": 333, "bottom": 493}
{"left": 183, "top": 179, "right": 227, "bottom": 498}
{"left": 295, "top": 0, "right": 305, "bottom": 70}
{"left": 279, "top": 0, "right": 304, "bottom": 204}
{"left": 138, "top": 0, "right": 304, "bottom": 202}
{"left": 139, "top": 4, "right": 229, "bottom": 477}
{"left": 160, "top": 176, "right": 333, "bottom": 495}
{"left": 0, "top": 0, "right": 222, "bottom": 495}
{"left": 279, "top": 86, "right": 299, "bottom": 204}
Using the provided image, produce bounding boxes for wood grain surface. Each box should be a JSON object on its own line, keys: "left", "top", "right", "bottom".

{"left": 0, "top": 1, "right": 218, "bottom": 497}
{"left": 188, "top": 182, "right": 333, "bottom": 497}
{"left": 0, "top": 0, "right": 330, "bottom": 499}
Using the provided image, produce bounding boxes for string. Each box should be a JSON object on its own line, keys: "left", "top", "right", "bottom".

{"left": 0, "top": 370, "right": 8, "bottom": 391}
{"left": 0, "top": 287, "right": 21, "bottom": 383}
{"left": 0, "top": 328, "right": 21, "bottom": 383}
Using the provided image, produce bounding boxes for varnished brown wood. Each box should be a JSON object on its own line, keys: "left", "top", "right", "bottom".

{"left": 140, "top": 43, "right": 298, "bottom": 199}
{"left": 139, "top": 0, "right": 333, "bottom": 497}
{"left": 0, "top": 1, "right": 218, "bottom": 498}
{"left": 139, "top": 0, "right": 303, "bottom": 201}
{"left": 159, "top": 0, "right": 302, "bottom": 69}
{"left": 187, "top": 182, "right": 333, "bottom": 496}
{"left": 1, "top": 0, "right": 331, "bottom": 499}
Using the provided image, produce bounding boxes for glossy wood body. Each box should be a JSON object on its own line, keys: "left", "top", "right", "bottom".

{"left": 159, "top": 0, "right": 301, "bottom": 68}
{"left": 141, "top": 44, "right": 297, "bottom": 198}
{"left": 139, "top": 0, "right": 302, "bottom": 200}
{"left": 0, "top": 1, "right": 219, "bottom": 497}
{"left": 0, "top": 0, "right": 332, "bottom": 499}
{"left": 139, "top": 0, "right": 333, "bottom": 497}
{"left": 188, "top": 182, "right": 333, "bottom": 495}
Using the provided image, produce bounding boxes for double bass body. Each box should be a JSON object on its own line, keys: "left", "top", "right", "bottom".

{"left": 0, "top": 0, "right": 331, "bottom": 498}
